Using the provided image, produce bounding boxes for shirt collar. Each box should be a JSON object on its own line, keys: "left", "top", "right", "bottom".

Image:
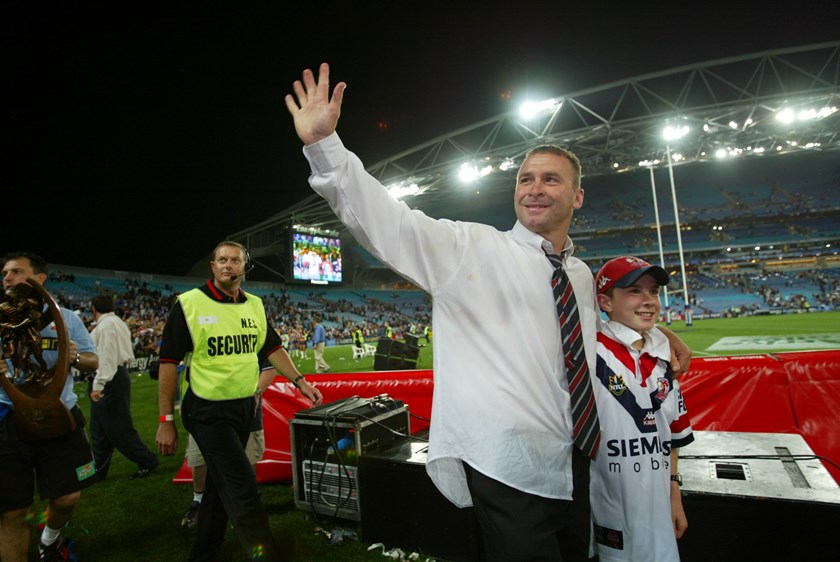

{"left": 604, "top": 320, "right": 670, "bottom": 360}
{"left": 204, "top": 279, "right": 246, "bottom": 303}
{"left": 512, "top": 221, "right": 575, "bottom": 259}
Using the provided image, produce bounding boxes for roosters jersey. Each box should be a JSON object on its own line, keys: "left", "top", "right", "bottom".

{"left": 590, "top": 321, "right": 693, "bottom": 561}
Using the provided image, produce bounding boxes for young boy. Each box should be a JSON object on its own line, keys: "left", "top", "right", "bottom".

{"left": 590, "top": 256, "right": 694, "bottom": 561}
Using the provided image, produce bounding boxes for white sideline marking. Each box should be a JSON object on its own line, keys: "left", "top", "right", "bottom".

{"left": 707, "top": 334, "right": 840, "bottom": 351}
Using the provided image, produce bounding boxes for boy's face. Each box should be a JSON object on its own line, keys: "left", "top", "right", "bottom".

{"left": 598, "top": 273, "right": 662, "bottom": 333}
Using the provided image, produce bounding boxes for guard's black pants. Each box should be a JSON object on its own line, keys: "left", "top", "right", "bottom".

{"left": 182, "top": 388, "right": 283, "bottom": 562}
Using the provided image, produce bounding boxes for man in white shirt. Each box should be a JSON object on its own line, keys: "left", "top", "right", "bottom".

{"left": 88, "top": 294, "right": 158, "bottom": 480}
{"left": 284, "top": 63, "right": 691, "bottom": 561}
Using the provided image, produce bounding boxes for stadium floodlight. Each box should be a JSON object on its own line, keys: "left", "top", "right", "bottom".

{"left": 456, "top": 162, "right": 495, "bottom": 184}
{"left": 387, "top": 182, "right": 420, "bottom": 199}
{"left": 776, "top": 105, "right": 838, "bottom": 124}
{"left": 776, "top": 108, "right": 796, "bottom": 124}
{"left": 518, "top": 98, "right": 562, "bottom": 120}
{"left": 386, "top": 175, "right": 431, "bottom": 200}
{"left": 663, "top": 124, "right": 689, "bottom": 141}
{"left": 457, "top": 163, "right": 480, "bottom": 183}
{"left": 499, "top": 159, "right": 517, "bottom": 171}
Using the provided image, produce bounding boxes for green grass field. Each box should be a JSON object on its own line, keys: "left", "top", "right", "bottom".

{"left": 27, "top": 311, "right": 840, "bottom": 561}
{"left": 661, "top": 310, "right": 840, "bottom": 357}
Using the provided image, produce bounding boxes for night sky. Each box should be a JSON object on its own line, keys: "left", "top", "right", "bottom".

{"left": 4, "top": 3, "right": 836, "bottom": 276}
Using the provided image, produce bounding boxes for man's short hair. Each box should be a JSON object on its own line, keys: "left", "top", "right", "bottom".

{"left": 2, "top": 251, "right": 48, "bottom": 275}
{"left": 91, "top": 294, "right": 115, "bottom": 314}
{"left": 523, "top": 145, "right": 582, "bottom": 189}
{"left": 213, "top": 240, "right": 249, "bottom": 264}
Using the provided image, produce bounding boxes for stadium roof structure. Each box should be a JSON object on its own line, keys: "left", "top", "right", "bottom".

{"left": 215, "top": 41, "right": 840, "bottom": 284}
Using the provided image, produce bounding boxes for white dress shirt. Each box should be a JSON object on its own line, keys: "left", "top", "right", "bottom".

{"left": 304, "top": 133, "right": 600, "bottom": 506}
{"left": 90, "top": 312, "right": 135, "bottom": 392}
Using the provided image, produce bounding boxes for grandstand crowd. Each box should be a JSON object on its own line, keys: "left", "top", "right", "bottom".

{"left": 674, "top": 268, "right": 840, "bottom": 317}
{"left": 46, "top": 263, "right": 838, "bottom": 363}
{"left": 48, "top": 272, "right": 433, "bottom": 360}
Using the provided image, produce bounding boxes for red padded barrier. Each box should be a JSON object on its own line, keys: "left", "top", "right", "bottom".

{"left": 678, "top": 351, "right": 840, "bottom": 484}
{"left": 778, "top": 350, "right": 840, "bottom": 484}
{"left": 173, "top": 370, "right": 435, "bottom": 484}
{"left": 174, "top": 351, "right": 840, "bottom": 485}
{"left": 676, "top": 355, "right": 798, "bottom": 433}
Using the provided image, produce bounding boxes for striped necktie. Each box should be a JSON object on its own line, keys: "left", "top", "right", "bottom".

{"left": 547, "top": 252, "right": 601, "bottom": 459}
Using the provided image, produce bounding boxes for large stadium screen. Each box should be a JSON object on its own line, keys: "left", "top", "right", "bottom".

{"left": 290, "top": 230, "right": 343, "bottom": 285}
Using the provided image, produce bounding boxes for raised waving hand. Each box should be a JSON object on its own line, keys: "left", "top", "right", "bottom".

{"left": 285, "top": 62, "right": 346, "bottom": 146}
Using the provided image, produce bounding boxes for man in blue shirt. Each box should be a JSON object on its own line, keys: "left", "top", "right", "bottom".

{"left": 312, "top": 313, "right": 330, "bottom": 373}
{"left": 0, "top": 251, "right": 99, "bottom": 562}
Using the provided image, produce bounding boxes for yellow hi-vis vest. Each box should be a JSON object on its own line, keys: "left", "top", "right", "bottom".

{"left": 179, "top": 288, "right": 267, "bottom": 400}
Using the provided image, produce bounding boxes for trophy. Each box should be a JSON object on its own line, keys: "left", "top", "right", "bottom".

{"left": 0, "top": 277, "right": 75, "bottom": 441}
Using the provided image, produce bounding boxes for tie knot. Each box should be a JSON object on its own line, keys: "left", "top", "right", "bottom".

{"left": 546, "top": 252, "right": 564, "bottom": 270}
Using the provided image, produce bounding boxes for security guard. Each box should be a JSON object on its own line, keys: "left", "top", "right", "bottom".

{"left": 155, "top": 241, "right": 322, "bottom": 562}
{"left": 352, "top": 325, "right": 364, "bottom": 349}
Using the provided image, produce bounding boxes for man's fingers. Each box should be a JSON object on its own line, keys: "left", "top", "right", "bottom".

{"left": 287, "top": 65, "right": 343, "bottom": 108}
{"left": 302, "top": 67, "right": 317, "bottom": 94}
{"left": 332, "top": 82, "right": 346, "bottom": 108}
{"left": 284, "top": 93, "right": 299, "bottom": 115}
{"left": 316, "top": 62, "right": 330, "bottom": 95}
{"left": 292, "top": 79, "right": 306, "bottom": 102}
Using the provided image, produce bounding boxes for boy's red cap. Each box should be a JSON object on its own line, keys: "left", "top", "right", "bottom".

{"left": 596, "top": 256, "right": 669, "bottom": 294}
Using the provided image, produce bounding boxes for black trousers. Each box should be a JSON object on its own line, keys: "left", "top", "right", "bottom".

{"left": 88, "top": 366, "right": 158, "bottom": 479}
{"left": 182, "top": 388, "right": 282, "bottom": 562}
{"left": 464, "top": 447, "right": 593, "bottom": 562}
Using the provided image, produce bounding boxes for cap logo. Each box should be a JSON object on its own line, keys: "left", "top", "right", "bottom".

{"left": 598, "top": 276, "right": 611, "bottom": 290}
{"left": 625, "top": 256, "right": 647, "bottom": 266}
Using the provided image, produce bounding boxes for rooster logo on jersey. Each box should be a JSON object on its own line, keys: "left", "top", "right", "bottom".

{"left": 655, "top": 377, "right": 670, "bottom": 402}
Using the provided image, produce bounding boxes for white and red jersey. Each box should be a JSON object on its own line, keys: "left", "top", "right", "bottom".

{"left": 590, "top": 321, "right": 693, "bottom": 562}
